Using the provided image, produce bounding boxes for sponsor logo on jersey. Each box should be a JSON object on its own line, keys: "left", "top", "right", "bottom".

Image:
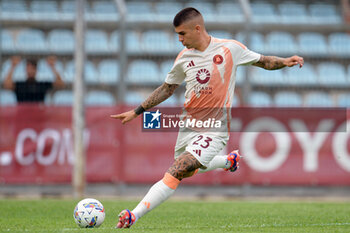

{"left": 196, "top": 68, "right": 211, "bottom": 84}
{"left": 213, "top": 54, "right": 224, "bottom": 65}
{"left": 187, "top": 60, "right": 195, "bottom": 67}
{"left": 143, "top": 110, "right": 161, "bottom": 129}
{"left": 193, "top": 149, "right": 202, "bottom": 157}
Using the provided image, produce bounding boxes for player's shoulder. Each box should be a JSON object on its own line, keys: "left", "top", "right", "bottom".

{"left": 211, "top": 37, "right": 247, "bottom": 50}
{"left": 174, "top": 48, "right": 193, "bottom": 63}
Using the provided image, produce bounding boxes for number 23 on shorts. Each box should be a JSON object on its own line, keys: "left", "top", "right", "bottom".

{"left": 192, "top": 135, "right": 212, "bottom": 149}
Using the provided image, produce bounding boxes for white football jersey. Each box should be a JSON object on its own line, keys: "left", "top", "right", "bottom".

{"left": 165, "top": 36, "right": 260, "bottom": 133}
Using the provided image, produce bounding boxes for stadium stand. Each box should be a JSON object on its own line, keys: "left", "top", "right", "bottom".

{"left": 274, "top": 91, "right": 303, "bottom": 107}
{"left": 16, "top": 29, "right": 47, "bottom": 53}
{"left": 98, "top": 60, "right": 119, "bottom": 84}
{"left": 51, "top": 90, "right": 73, "bottom": 106}
{"left": 0, "top": 89, "right": 17, "bottom": 106}
{"left": 317, "top": 62, "right": 349, "bottom": 87}
{"left": 0, "top": 0, "right": 348, "bottom": 109}
{"left": 304, "top": 92, "right": 334, "bottom": 107}
{"left": 298, "top": 32, "right": 328, "bottom": 56}
{"left": 85, "top": 90, "right": 116, "bottom": 106}
{"left": 36, "top": 59, "right": 64, "bottom": 82}
{"left": 48, "top": 29, "right": 75, "bottom": 54}
{"left": 248, "top": 91, "right": 273, "bottom": 107}
{"left": 127, "top": 60, "right": 160, "bottom": 85}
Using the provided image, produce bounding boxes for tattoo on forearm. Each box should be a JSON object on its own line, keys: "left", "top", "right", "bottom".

{"left": 255, "top": 55, "right": 286, "bottom": 70}
{"left": 142, "top": 83, "right": 178, "bottom": 109}
{"left": 167, "top": 152, "right": 203, "bottom": 180}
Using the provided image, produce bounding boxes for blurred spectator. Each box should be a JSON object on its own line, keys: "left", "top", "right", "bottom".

{"left": 3, "top": 56, "right": 64, "bottom": 103}
{"left": 342, "top": 0, "right": 350, "bottom": 23}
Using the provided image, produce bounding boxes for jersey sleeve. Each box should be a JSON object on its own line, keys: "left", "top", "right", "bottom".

{"left": 237, "top": 47, "right": 261, "bottom": 66}
{"left": 165, "top": 53, "right": 186, "bottom": 85}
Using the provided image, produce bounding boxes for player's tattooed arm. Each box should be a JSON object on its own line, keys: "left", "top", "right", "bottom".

{"left": 141, "top": 82, "right": 179, "bottom": 109}
{"left": 253, "top": 55, "right": 304, "bottom": 70}
{"left": 167, "top": 152, "right": 204, "bottom": 180}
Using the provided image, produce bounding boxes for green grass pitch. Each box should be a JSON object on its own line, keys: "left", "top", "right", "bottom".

{"left": 0, "top": 199, "right": 349, "bottom": 232}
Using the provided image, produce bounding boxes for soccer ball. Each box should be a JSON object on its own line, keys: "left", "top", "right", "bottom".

{"left": 73, "top": 198, "right": 105, "bottom": 228}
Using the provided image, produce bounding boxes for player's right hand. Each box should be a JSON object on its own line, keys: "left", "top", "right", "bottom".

{"left": 110, "top": 110, "right": 138, "bottom": 124}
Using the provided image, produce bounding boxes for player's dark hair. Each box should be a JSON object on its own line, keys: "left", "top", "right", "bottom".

{"left": 26, "top": 58, "right": 37, "bottom": 68}
{"left": 173, "top": 7, "right": 202, "bottom": 27}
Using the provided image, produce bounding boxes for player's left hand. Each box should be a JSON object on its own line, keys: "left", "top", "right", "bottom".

{"left": 110, "top": 110, "right": 138, "bottom": 124}
{"left": 284, "top": 55, "right": 304, "bottom": 68}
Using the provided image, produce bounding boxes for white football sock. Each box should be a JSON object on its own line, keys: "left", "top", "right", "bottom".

{"left": 198, "top": 155, "right": 230, "bottom": 173}
{"left": 132, "top": 173, "right": 179, "bottom": 222}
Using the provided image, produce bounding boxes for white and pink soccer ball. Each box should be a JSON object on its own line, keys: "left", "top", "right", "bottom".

{"left": 73, "top": 198, "right": 105, "bottom": 228}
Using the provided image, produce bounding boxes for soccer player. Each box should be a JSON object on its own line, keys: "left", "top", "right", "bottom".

{"left": 111, "top": 7, "right": 304, "bottom": 228}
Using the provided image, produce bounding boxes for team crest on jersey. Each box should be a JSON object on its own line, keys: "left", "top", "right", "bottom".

{"left": 196, "top": 69, "right": 211, "bottom": 84}
{"left": 213, "top": 54, "right": 223, "bottom": 65}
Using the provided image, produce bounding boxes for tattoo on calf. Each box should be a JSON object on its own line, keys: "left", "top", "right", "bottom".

{"left": 167, "top": 152, "right": 203, "bottom": 180}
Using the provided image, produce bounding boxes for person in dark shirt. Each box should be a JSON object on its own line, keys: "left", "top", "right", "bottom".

{"left": 3, "top": 56, "right": 65, "bottom": 103}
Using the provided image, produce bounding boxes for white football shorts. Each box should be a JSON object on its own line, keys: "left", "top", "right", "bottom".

{"left": 174, "top": 131, "right": 228, "bottom": 167}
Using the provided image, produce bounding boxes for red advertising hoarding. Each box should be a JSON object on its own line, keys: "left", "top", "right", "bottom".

{"left": 0, "top": 105, "right": 349, "bottom": 185}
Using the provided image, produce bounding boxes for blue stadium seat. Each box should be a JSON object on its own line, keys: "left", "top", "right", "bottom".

{"left": 142, "top": 30, "right": 174, "bottom": 54}
{"left": 317, "top": 62, "right": 349, "bottom": 87}
{"left": 298, "top": 32, "right": 328, "bottom": 56}
{"left": 216, "top": 2, "right": 243, "bottom": 22}
{"left": 304, "top": 92, "right": 334, "bottom": 107}
{"left": 48, "top": 29, "right": 74, "bottom": 53}
{"left": 236, "top": 32, "right": 265, "bottom": 54}
{"left": 16, "top": 29, "right": 47, "bottom": 52}
{"left": 209, "top": 31, "right": 234, "bottom": 40}
{"left": 232, "top": 93, "right": 240, "bottom": 107}
{"left": 126, "top": 2, "right": 154, "bottom": 22}
{"left": 51, "top": 90, "right": 73, "bottom": 106}
{"left": 337, "top": 94, "right": 350, "bottom": 107}
{"left": 248, "top": 91, "right": 272, "bottom": 107}
{"left": 1, "top": 59, "right": 26, "bottom": 82}
{"left": 0, "top": 90, "right": 17, "bottom": 106}
{"left": 84, "top": 62, "right": 98, "bottom": 84}
{"left": 159, "top": 95, "right": 178, "bottom": 107}
{"left": 160, "top": 60, "right": 174, "bottom": 81}
{"left": 251, "top": 2, "right": 278, "bottom": 23}
{"left": 85, "top": 91, "right": 116, "bottom": 106}
{"left": 154, "top": 2, "right": 183, "bottom": 22}
{"left": 37, "top": 59, "right": 64, "bottom": 82}
{"left": 98, "top": 60, "right": 119, "bottom": 84}
{"left": 278, "top": 2, "right": 309, "bottom": 24}
{"left": 251, "top": 68, "right": 285, "bottom": 86}
{"left": 110, "top": 31, "right": 119, "bottom": 52}
{"left": 309, "top": 3, "right": 341, "bottom": 24}
{"left": 90, "top": 1, "right": 118, "bottom": 21}
{"left": 0, "top": 0, "right": 28, "bottom": 20}
{"left": 329, "top": 33, "right": 350, "bottom": 57}
{"left": 286, "top": 63, "right": 318, "bottom": 86}
{"left": 1, "top": 29, "right": 16, "bottom": 52}
{"left": 61, "top": 0, "right": 76, "bottom": 20}
{"left": 126, "top": 32, "right": 142, "bottom": 54}
{"left": 64, "top": 60, "right": 98, "bottom": 84}
{"left": 85, "top": 30, "right": 110, "bottom": 54}
{"left": 265, "top": 32, "right": 298, "bottom": 55}
{"left": 124, "top": 91, "right": 144, "bottom": 106}
{"left": 235, "top": 66, "right": 246, "bottom": 85}
{"left": 30, "top": 0, "right": 59, "bottom": 20}
{"left": 274, "top": 91, "right": 302, "bottom": 107}
{"left": 127, "top": 60, "right": 160, "bottom": 85}
{"left": 185, "top": 2, "right": 216, "bottom": 22}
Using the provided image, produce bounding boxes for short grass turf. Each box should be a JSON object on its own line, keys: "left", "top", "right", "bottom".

{"left": 0, "top": 199, "right": 349, "bottom": 232}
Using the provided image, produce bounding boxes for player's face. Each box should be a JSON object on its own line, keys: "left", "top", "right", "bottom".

{"left": 175, "top": 22, "right": 200, "bottom": 49}
{"left": 26, "top": 64, "right": 37, "bottom": 79}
